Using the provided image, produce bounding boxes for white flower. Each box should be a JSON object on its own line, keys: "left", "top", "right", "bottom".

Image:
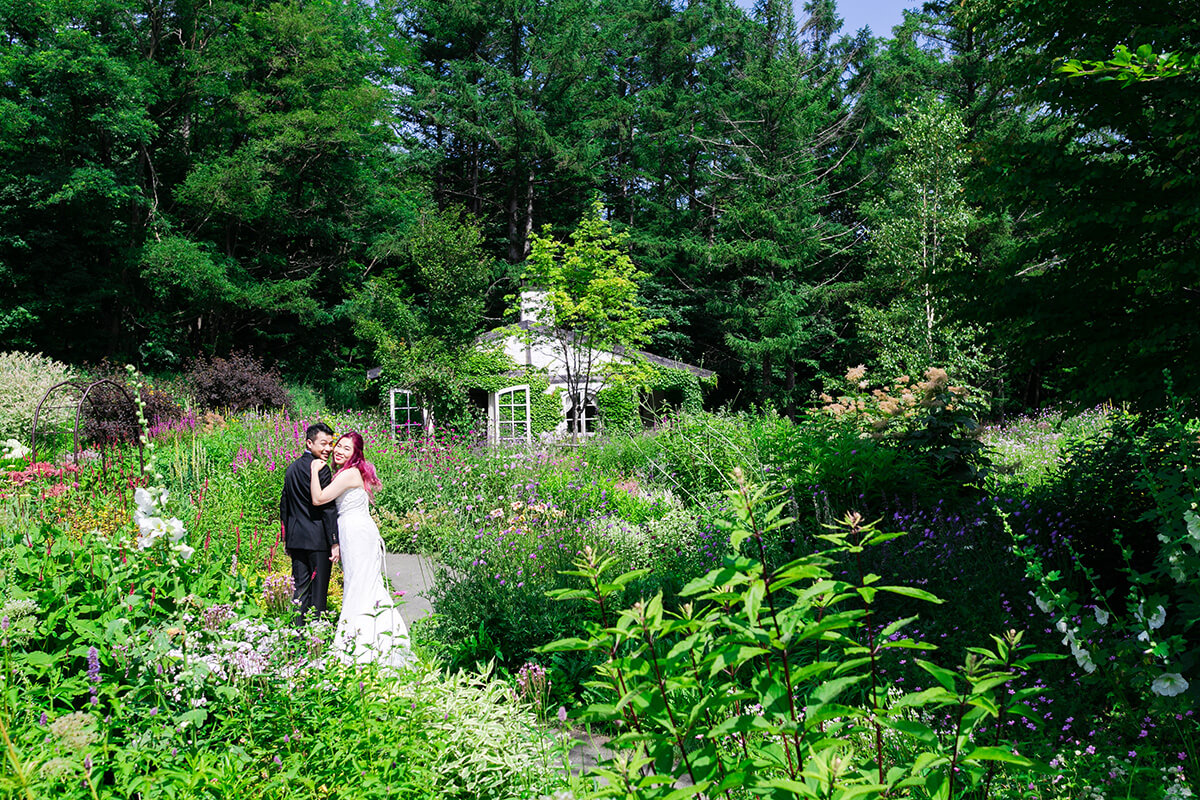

{"left": 137, "top": 515, "right": 185, "bottom": 548}
{"left": 1151, "top": 672, "right": 1189, "bottom": 697}
{"left": 163, "top": 517, "right": 186, "bottom": 543}
{"left": 1136, "top": 602, "right": 1167, "bottom": 630}
{"left": 1055, "top": 618, "right": 1068, "bottom": 634}
{"left": 1034, "top": 593, "right": 1053, "bottom": 614}
{"left": 137, "top": 516, "right": 165, "bottom": 549}
{"left": 1094, "top": 607, "right": 1109, "bottom": 626}
{"left": 1068, "top": 640, "right": 1095, "bottom": 672}
{"left": 1148, "top": 604, "right": 1166, "bottom": 630}
{"left": 176, "top": 543, "right": 195, "bottom": 561}
{"left": 134, "top": 488, "right": 157, "bottom": 517}
{"left": 2, "top": 439, "right": 30, "bottom": 460}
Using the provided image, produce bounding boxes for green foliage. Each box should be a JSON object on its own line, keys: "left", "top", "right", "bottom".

{"left": 1020, "top": 393, "right": 1200, "bottom": 698}
{"left": 975, "top": 0, "right": 1200, "bottom": 406}
{"left": 543, "top": 478, "right": 1057, "bottom": 799}
{"left": 0, "top": 521, "right": 569, "bottom": 799}
{"left": 353, "top": 206, "right": 497, "bottom": 426}
{"left": 646, "top": 366, "right": 708, "bottom": 414}
{"left": 1060, "top": 43, "right": 1200, "bottom": 84}
{"left": 704, "top": 0, "right": 846, "bottom": 421}
{"left": 594, "top": 386, "right": 637, "bottom": 431}
{"left": 0, "top": 351, "right": 74, "bottom": 441}
{"left": 856, "top": 94, "right": 990, "bottom": 385}
{"left": 0, "top": 0, "right": 418, "bottom": 375}
{"left": 531, "top": 386, "right": 565, "bottom": 437}
{"left": 405, "top": 207, "right": 495, "bottom": 350}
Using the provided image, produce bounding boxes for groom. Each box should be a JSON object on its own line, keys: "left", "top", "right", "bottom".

{"left": 280, "top": 422, "right": 341, "bottom": 623}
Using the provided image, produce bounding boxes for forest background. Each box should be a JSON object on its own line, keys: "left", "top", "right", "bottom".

{"left": 1, "top": 0, "right": 1197, "bottom": 415}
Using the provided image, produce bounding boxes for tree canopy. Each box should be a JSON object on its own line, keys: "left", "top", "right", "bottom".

{"left": 2, "top": 0, "right": 1197, "bottom": 411}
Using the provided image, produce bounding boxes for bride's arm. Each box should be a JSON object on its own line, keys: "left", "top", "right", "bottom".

{"left": 310, "top": 461, "right": 364, "bottom": 504}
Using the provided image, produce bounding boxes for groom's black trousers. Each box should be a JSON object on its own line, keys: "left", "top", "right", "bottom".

{"left": 288, "top": 547, "right": 332, "bottom": 624}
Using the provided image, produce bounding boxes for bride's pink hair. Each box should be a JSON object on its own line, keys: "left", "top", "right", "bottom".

{"left": 336, "top": 431, "right": 382, "bottom": 499}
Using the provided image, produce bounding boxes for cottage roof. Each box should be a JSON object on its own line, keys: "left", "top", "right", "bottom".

{"left": 479, "top": 320, "right": 715, "bottom": 380}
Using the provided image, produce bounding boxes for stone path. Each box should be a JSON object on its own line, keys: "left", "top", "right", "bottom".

{"left": 382, "top": 552, "right": 437, "bottom": 622}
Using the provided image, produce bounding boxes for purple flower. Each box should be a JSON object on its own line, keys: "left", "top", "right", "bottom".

{"left": 87, "top": 647, "right": 100, "bottom": 684}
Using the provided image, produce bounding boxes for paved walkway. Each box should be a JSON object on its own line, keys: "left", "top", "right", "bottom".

{"left": 382, "top": 552, "right": 437, "bottom": 622}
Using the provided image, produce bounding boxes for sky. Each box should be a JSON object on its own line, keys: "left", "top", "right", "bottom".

{"left": 837, "top": 0, "right": 913, "bottom": 38}
{"left": 733, "top": 0, "right": 916, "bottom": 40}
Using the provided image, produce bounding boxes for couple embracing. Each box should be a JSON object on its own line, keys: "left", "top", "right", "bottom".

{"left": 279, "top": 423, "right": 410, "bottom": 667}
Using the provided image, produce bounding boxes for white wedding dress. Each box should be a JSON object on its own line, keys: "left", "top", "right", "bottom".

{"left": 333, "top": 487, "right": 411, "bottom": 668}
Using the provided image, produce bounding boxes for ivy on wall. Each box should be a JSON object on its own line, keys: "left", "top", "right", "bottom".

{"left": 595, "top": 386, "right": 638, "bottom": 430}
{"left": 649, "top": 366, "right": 710, "bottom": 413}
{"left": 531, "top": 386, "right": 565, "bottom": 435}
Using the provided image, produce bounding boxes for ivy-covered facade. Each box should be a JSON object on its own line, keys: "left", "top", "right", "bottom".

{"left": 468, "top": 320, "right": 715, "bottom": 443}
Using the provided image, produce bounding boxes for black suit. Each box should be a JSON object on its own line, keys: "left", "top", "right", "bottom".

{"left": 280, "top": 451, "right": 339, "bottom": 621}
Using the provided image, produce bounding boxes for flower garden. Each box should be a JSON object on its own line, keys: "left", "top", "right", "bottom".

{"left": 0, "top": 354, "right": 1196, "bottom": 799}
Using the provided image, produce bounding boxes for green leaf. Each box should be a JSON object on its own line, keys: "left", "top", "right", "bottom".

{"left": 537, "top": 637, "right": 592, "bottom": 653}
{"left": 809, "top": 674, "right": 867, "bottom": 706}
{"left": 916, "top": 660, "right": 960, "bottom": 692}
{"left": 708, "top": 644, "right": 769, "bottom": 676}
{"left": 883, "top": 717, "right": 938, "bottom": 744}
{"left": 15, "top": 651, "right": 58, "bottom": 669}
{"left": 745, "top": 579, "right": 765, "bottom": 626}
{"left": 960, "top": 746, "right": 1035, "bottom": 766}
{"left": 880, "top": 585, "right": 944, "bottom": 604}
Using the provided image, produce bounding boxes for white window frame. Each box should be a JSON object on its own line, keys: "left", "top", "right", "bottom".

{"left": 389, "top": 388, "right": 425, "bottom": 440}
{"left": 492, "top": 384, "right": 532, "bottom": 446}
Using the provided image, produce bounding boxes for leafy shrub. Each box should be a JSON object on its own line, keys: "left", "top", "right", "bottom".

{"left": 426, "top": 502, "right": 595, "bottom": 671}
{"left": 1020, "top": 397, "right": 1200, "bottom": 706}
{"left": 815, "top": 364, "right": 992, "bottom": 487}
{"left": 762, "top": 418, "right": 943, "bottom": 519}
{"left": 186, "top": 352, "right": 291, "bottom": 412}
{"left": 79, "top": 368, "right": 186, "bottom": 445}
{"left": 411, "top": 665, "right": 571, "bottom": 799}
{"left": 1045, "top": 405, "right": 1199, "bottom": 590}
{"left": 584, "top": 410, "right": 768, "bottom": 501}
{"left": 0, "top": 350, "right": 74, "bottom": 441}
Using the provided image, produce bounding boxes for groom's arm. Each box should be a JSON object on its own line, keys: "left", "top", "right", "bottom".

{"left": 317, "top": 465, "right": 339, "bottom": 548}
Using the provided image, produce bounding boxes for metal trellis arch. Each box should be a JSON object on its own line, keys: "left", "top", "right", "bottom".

{"left": 30, "top": 379, "right": 145, "bottom": 474}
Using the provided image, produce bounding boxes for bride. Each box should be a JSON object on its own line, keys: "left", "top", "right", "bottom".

{"left": 310, "top": 431, "right": 411, "bottom": 667}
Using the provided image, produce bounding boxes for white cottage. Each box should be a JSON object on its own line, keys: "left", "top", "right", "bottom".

{"left": 482, "top": 291, "right": 713, "bottom": 444}
{"left": 388, "top": 291, "right": 714, "bottom": 446}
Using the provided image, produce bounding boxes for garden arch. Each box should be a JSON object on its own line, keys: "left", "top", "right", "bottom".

{"left": 31, "top": 379, "right": 145, "bottom": 473}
